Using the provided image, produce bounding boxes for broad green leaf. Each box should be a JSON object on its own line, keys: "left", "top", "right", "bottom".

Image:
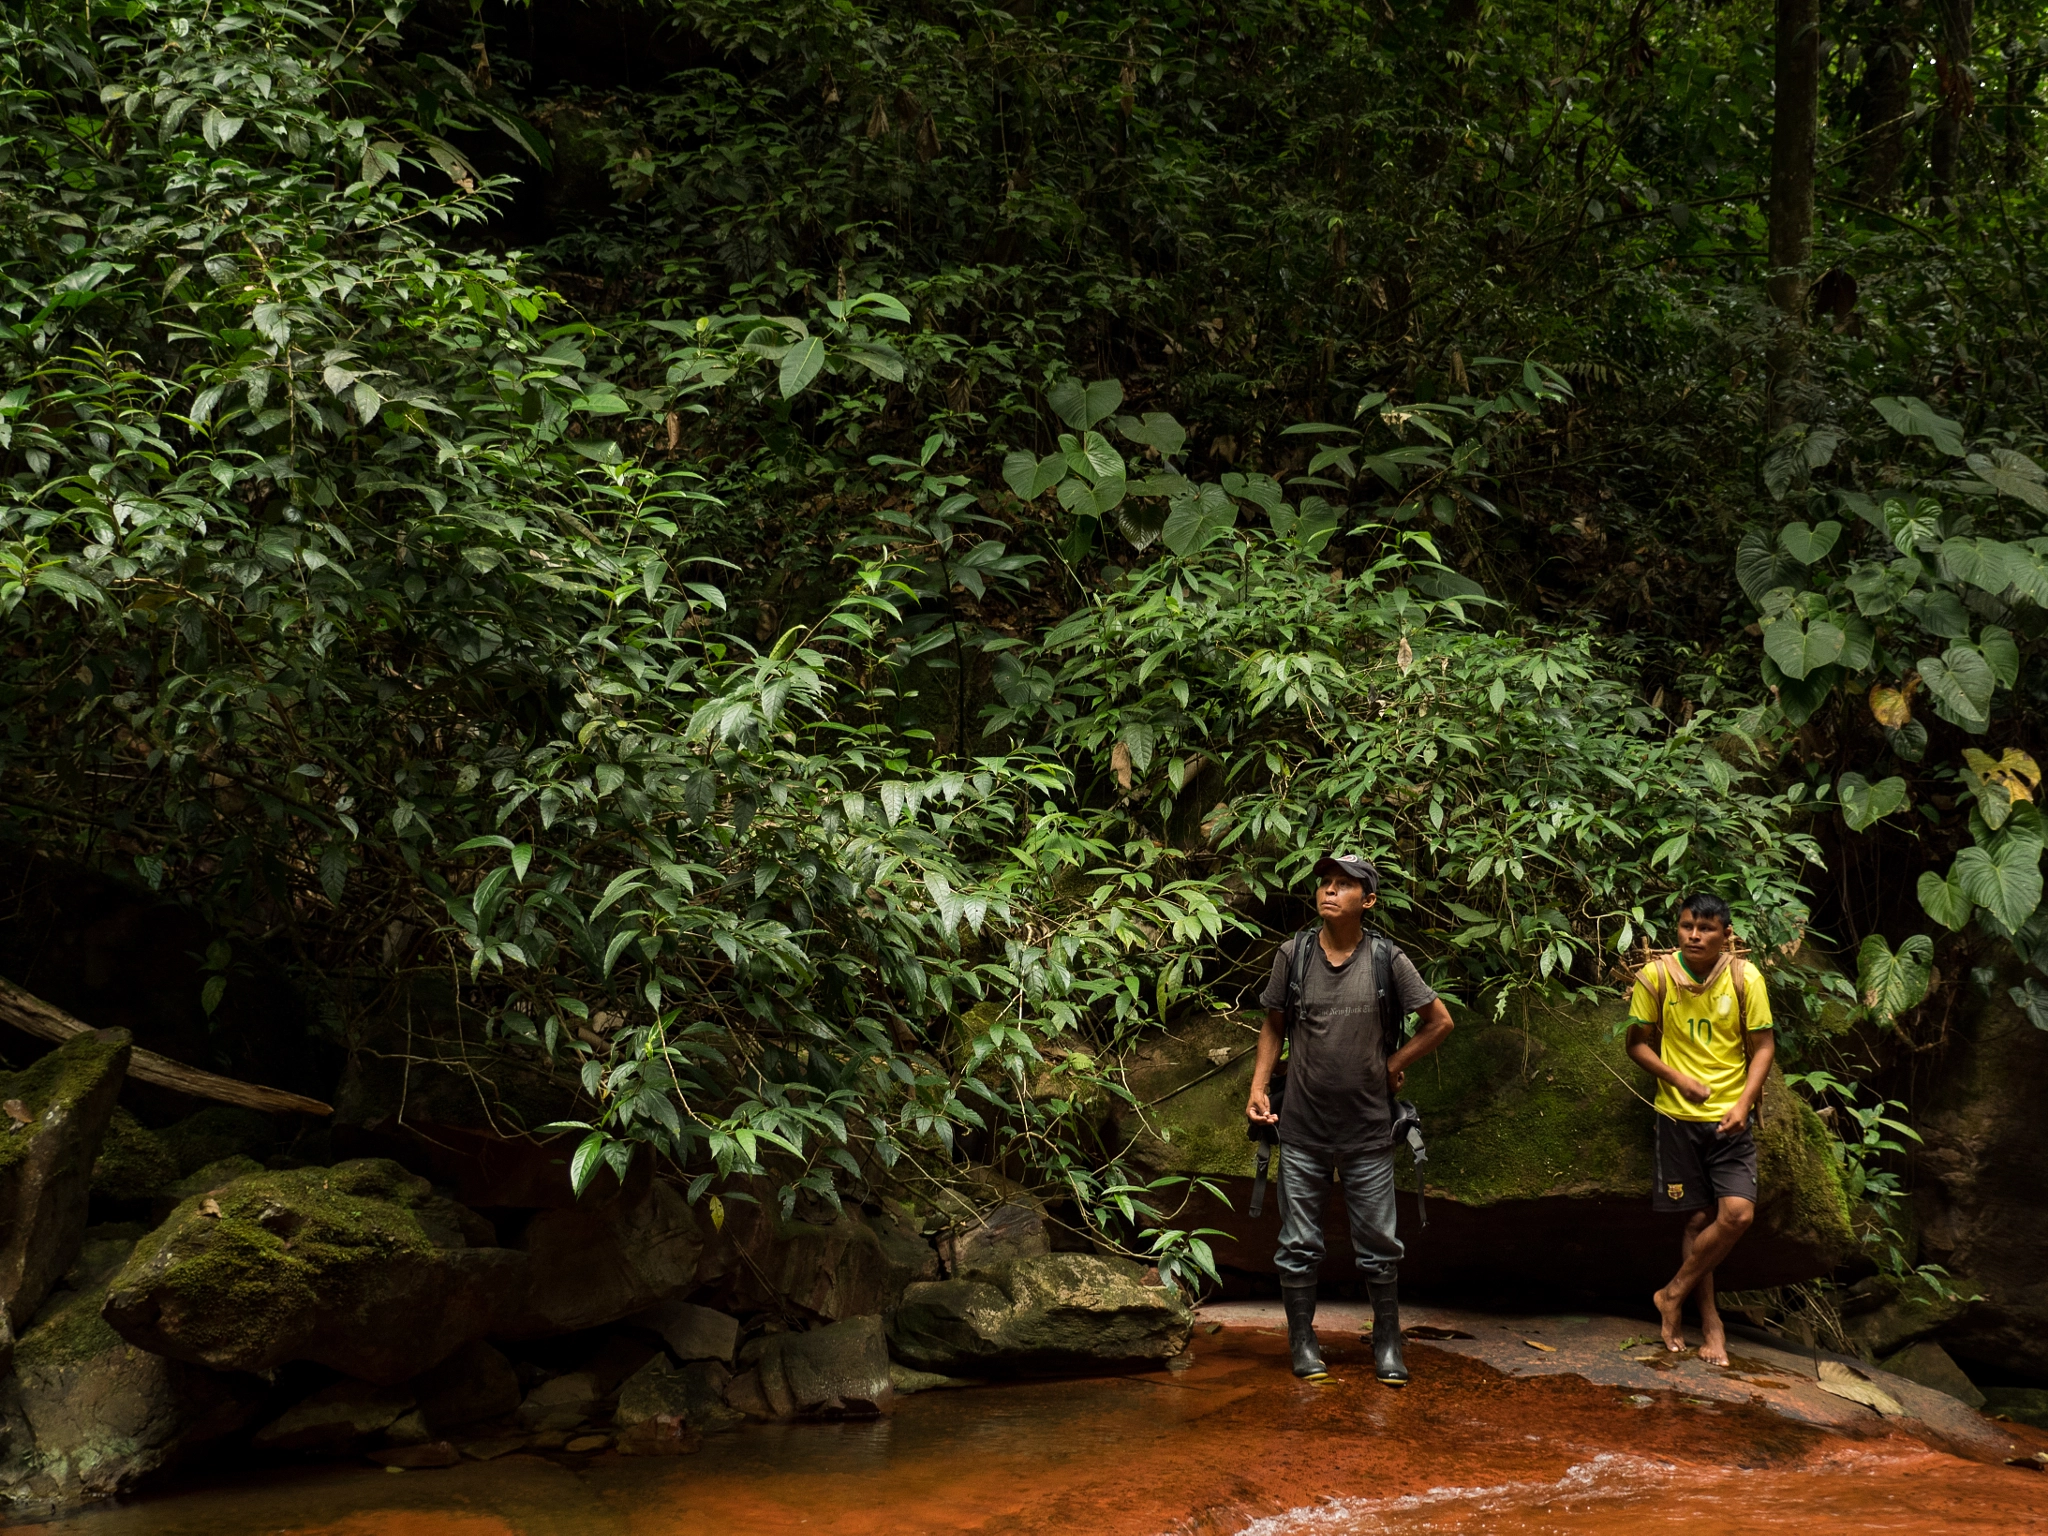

{"left": 846, "top": 342, "right": 904, "bottom": 382}
{"left": 1882, "top": 497, "right": 1944, "bottom": 553}
{"left": 1047, "top": 378, "right": 1123, "bottom": 431}
{"left": 1838, "top": 615, "right": 1876, "bottom": 672}
{"left": 1762, "top": 616, "right": 1845, "bottom": 680}
{"left": 1967, "top": 451, "right": 2048, "bottom": 512}
{"left": 1161, "top": 485, "right": 1238, "bottom": 557}
{"left": 1918, "top": 645, "right": 1995, "bottom": 731}
{"left": 778, "top": 336, "right": 827, "bottom": 397}
{"left": 1736, "top": 530, "right": 1804, "bottom": 607}
{"left": 1979, "top": 625, "right": 2020, "bottom": 688}
{"left": 2010, "top": 979, "right": 2048, "bottom": 1031}
{"left": 1918, "top": 869, "right": 1974, "bottom": 930}
{"left": 1115, "top": 412, "right": 1187, "bottom": 459}
{"left": 1838, "top": 772, "right": 1908, "bottom": 831}
{"left": 1081, "top": 431, "right": 1124, "bottom": 482}
{"left": 1857, "top": 932, "right": 1933, "bottom": 1023}
{"left": 1955, "top": 834, "right": 2044, "bottom": 933}
{"left": 1778, "top": 519, "right": 1841, "bottom": 565}
{"left": 1002, "top": 449, "right": 1041, "bottom": 502}
{"left": 1872, "top": 396, "right": 1967, "bottom": 457}
{"left": 1938, "top": 537, "right": 2015, "bottom": 594}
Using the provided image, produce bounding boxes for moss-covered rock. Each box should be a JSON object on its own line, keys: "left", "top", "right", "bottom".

{"left": 101, "top": 1158, "right": 526, "bottom": 1385}
{"left": 1119, "top": 992, "right": 1856, "bottom": 1297}
{"left": 887, "top": 1253, "right": 1193, "bottom": 1373}
{"left": 155, "top": 1106, "right": 277, "bottom": 1178}
{"left": 0, "top": 1033, "right": 131, "bottom": 1330}
{"left": 0, "top": 1241, "right": 260, "bottom": 1511}
{"left": 89, "top": 1109, "right": 177, "bottom": 1202}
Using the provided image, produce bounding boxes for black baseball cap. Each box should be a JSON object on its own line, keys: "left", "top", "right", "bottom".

{"left": 1311, "top": 853, "right": 1380, "bottom": 892}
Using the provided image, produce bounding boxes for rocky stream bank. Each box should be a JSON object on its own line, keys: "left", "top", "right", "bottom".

{"left": 0, "top": 959, "right": 2042, "bottom": 1519}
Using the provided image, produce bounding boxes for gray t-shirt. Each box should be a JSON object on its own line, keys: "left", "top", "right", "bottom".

{"left": 1259, "top": 932, "right": 1438, "bottom": 1155}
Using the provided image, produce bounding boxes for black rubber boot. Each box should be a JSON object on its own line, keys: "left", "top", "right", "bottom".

{"left": 1368, "top": 1278, "right": 1408, "bottom": 1387}
{"left": 1280, "top": 1284, "right": 1328, "bottom": 1378}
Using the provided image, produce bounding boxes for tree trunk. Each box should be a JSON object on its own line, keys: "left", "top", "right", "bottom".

{"left": 1929, "top": 0, "right": 1976, "bottom": 208}
{"left": 1856, "top": 0, "right": 1924, "bottom": 206}
{"left": 1767, "top": 0, "right": 1821, "bottom": 427}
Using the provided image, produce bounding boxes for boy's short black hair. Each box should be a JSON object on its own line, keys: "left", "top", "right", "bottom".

{"left": 1676, "top": 892, "right": 1732, "bottom": 928}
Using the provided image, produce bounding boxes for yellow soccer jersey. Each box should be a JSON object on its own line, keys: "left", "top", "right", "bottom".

{"left": 1628, "top": 958, "right": 1773, "bottom": 1121}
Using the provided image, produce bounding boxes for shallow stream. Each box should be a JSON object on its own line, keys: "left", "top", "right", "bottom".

{"left": 19, "top": 1329, "right": 2046, "bottom": 1534}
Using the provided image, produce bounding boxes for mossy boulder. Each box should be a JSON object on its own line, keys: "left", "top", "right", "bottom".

{"left": 886, "top": 1253, "right": 1193, "bottom": 1374}
{"left": 156, "top": 1106, "right": 278, "bottom": 1177}
{"left": 0, "top": 1032, "right": 131, "bottom": 1330}
{"left": 0, "top": 1233, "right": 260, "bottom": 1511}
{"left": 1119, "top": 992, "right": 1856, "bottom": 1299}
{"left": 89, "top": 1109, "right": 177, "bottom": 1202}
{"left": 101, "top": 1158, "right": 525, "bottom": 1385}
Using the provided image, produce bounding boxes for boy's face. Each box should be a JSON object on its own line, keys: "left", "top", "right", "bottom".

{"left": 1677, "top": 908, "right": 1731, "bottom": 967}
{"left": 1317, "top": 875, "right": 1375, "bottom": 922}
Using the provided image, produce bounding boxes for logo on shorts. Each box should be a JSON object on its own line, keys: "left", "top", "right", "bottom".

{"left": 1666, "top": 1182, "right": 1686, "bottom": 1200}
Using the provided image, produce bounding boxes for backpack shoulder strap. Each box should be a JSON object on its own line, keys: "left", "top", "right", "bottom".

{"left": 1372, "top": 931, "right": 1411, "bottom": 1053}
{"left": 1285, "top": 927, "right": 1317, "bottom": 1028}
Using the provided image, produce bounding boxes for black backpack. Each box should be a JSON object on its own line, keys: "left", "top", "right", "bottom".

{"left": 1246, "top": 925, "right": 1420, "bottom": 1217}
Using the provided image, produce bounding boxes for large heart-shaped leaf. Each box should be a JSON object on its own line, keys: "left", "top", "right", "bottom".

{"left": 1872, "top": 395, "right": 1967, "bottom": 457}
{"left": 1967, "top": 451, "right": 2048, "bottom": 513}
{"left": 1919, "top": 645, "right": 1995, "bottom": 731}
{"left": 1954, "top": 830, "right": 2045, "bottom": 933}
{"left": 1047, "top": 377, "right": 1124, "bottom": 431}
{"left": 1115, "top": 412, "right": 1187, "bottom": 460}
{"left": 1857, "top": 932, "right": 1933, "bottom": 1023}
{"left": 1161, "top": 485, "right": 1238, "bottom": 557}
{"left": 1779, "top": 519, "right": 1842, "bottom": 565}
{"left": 2010, "top": 978, "right": 2048, "bottom": 1032}
{"left": 1838, "top": 772, "right": 1908, "bottom": 831}
{"left": 1882, "top": 497, "right": 1944, "bottom": 553}
{"left": 1979, "top": 625, "right": 2020, "bottom": 688}
{"left": 1736, "top": 530, "right": 1806, "bottom": 606}
{"left": 1763, "top": 616, "right": 1846, "bottom": 680}
{"left": 1938, "top": 537, "right": 2016, "bottom": 594}
{"left": 1918, "top": 869, "right": 1974, "bottom": 930}
{"left": 1003, "top": 449, "right": 1067, "bottom": 502}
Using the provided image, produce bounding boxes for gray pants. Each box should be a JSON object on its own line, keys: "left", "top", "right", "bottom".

{"left": 1274, "top": 1143, "right": 1403, "bottom": 1286}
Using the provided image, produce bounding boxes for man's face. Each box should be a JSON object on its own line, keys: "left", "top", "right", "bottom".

{"left": 1317, "top": 874, "right": 1374, "bottom": 922}
{"left": 1677, "top": 908, "right": 1730, "bottom": 966}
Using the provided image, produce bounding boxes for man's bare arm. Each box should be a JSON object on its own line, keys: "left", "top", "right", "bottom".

{"left": 1387, "top": 998, "right": 1453, "bottom": 1092}
{"left": 1625, "top": 1023, "right": 1711, "bottom": 1104}
{"left": 1246, "top": 1008, "right": 1285, "bottom": 1123}
{"left": 1720, "top": 1029, "right": 1775, "bottom": 1132}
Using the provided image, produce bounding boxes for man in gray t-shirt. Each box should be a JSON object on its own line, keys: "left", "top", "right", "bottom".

{"left": 1247, "top": 853, "right": 1454, "bottom": 1385}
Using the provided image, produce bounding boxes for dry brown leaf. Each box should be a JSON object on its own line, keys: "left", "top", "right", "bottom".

{"left": 1397, "top": 635, "right": 1414, "bottom": 675}
{"left": 1111, "top": 741, "right": 1134, "bottom": 792}
{"left": 1869, "top": 678, "right": 1915, "bottom": 729}
{"left": 1522, "top": 1338, "right": 1557, "bottom": 1352}
{"left": 200, "top": 1197, "right": 223, "bottom": 1219}
{"left": 1816, "top": 1358, "right": 1903, "bottom": 1416}
{"left": 3, "top": 1099, "right": 30, "bottom": 1126}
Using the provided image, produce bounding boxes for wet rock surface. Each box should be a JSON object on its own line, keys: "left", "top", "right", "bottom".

{"left": 730, "top": 1314, "right": 893, "bottom": 1419}
{"left": 888, "top": 1253, "right": 1194, "bottom": 1374}
{"left": 408, "top": 1339, "right": 522, "bottom": 1433}
{"left": 101, "top": 1157, "right": 525, "bottom": 1383}
{"left": 498, "top": 1181, "right": 702, "bottom": 1337}
{"left": 1911, "top": 984, "right": 2048, "bottom": 1380}
{"left": 251, "top": 1379, "right": 414, "bottom": 1455}
{"left": 0, "top": 1032, "right": 133, "bottom": 1330}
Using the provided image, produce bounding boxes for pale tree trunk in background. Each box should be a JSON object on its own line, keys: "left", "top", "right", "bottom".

{"left": 1767, "top": 0, "right": 1821, "bottom": 429}
{"left": 1857, "top": 0, "right": 1924, "bottom": 206}
{"left": 1929, "top": 0, "right": 1976, "bottom": 208}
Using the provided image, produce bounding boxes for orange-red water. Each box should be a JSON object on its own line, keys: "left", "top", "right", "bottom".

{"left": 21, "top": 1331, "right": 2047, "bottom": 1535}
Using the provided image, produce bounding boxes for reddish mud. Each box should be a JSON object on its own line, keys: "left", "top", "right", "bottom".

{"left": 20, "top": 1329, "right": 2048, "bottom": 1535}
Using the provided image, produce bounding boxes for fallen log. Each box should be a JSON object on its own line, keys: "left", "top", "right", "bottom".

{"left": 0, "top": 975, "right": 332, "bottom": 1116}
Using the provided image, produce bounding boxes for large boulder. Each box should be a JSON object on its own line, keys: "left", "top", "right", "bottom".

{"left": 0, "top": 1031, "right": 131, "bottom": 1333}
{"left": 728, "top": 1315, "right": 893, "bottom": 1419}
{"left": 887, "top": 1254, "right": 1192, "bottom": 1374}
{"left": 89, "top": 1109, "right": 178, "bottom": 1203}
{"left": 496, "top": 1179, "right": 702, "bottom": 1337}
{"left": 0, "top": 1232, "right": 260, "bottom": 1509}
{"left": 713, "top": 1198, "right": 937, "bottom": 1321}
{"left": 1912, "top": 981, "right": 2048, "bottom": 1379}
{"left": 251, "top": 1379, "right": 415, "bottom": 1455}
{"left": 1120, "top": 992, "right": 1857, "bottom": 1300}
{"left": 101, "top": 1158, "right": 525, "bottom": 1384}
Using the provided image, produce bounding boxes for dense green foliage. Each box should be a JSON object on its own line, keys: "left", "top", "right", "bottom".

{"left": 5, "top": 0, "right": 2048, "bottom": 1278}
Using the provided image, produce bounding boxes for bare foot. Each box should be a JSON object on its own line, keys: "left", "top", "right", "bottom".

{"left": 1653, "top": 1286, "right": 1686, "bottom": 1352}
{"left": 1699, "top": 1310, "right": 1728, "bottom": 1366}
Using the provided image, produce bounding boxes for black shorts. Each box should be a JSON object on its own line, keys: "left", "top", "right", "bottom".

{"left": 1652, "top": 1113, "right": 1758, "bottom": 1213}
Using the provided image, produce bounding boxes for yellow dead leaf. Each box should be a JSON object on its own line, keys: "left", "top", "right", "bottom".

{"left": 1522, "top": 1338, "right": 1556, "bottom": 1352}
{"left": 200, "top": 1198, "right": 223, "bottom": 1218}
{"left": 1869, "top": 681, "right": 1913, "bottom": 729}
{"left": 1110, "top": 741, "right": 1134, "bottom": 792}
{"left": 1397, "top": 635, "right": 1414, "bottom": 676}
{"left": 708, "top": 1194, "right": 725, "bottom": 1232}
{"left": 3, "top": 1099, "right": 29, "bottom": 1126}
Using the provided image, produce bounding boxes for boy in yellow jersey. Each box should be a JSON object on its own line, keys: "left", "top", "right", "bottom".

{"left": 1624, "top": 893, "right": 1774, "bottom": 1367}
